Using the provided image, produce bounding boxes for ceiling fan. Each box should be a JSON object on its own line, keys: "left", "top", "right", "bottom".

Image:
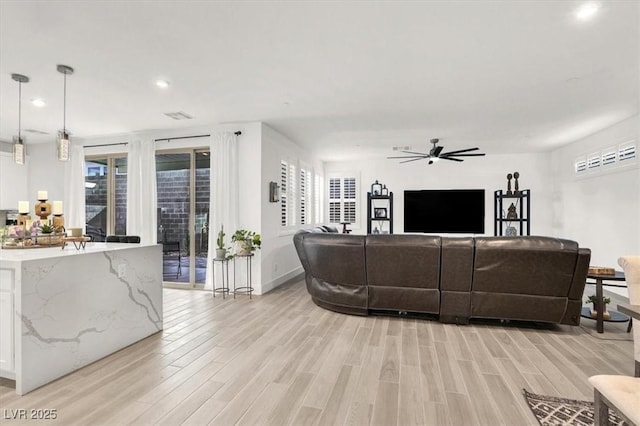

{"left": 388, "top": 138, "right": 485, "bottom": 165}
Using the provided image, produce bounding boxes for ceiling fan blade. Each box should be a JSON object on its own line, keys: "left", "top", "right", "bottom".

{"left": 433, "top": 145, "right": 444, "bottom": 157}
{"left": 400, "top": 157, "right": 426, "bottom": 164}
{"left": 442, "top": 153, "right": 486, "bottom": 157}
{"left": 441, "top": 147, "right": 480, "bottom": 156}
{"left": 440, "top": 157, "right": 464, "bottom": 162}
{"left": 387, "top": 155, "right": 428, "bottom": 159}
{"left": 401, "top": 150, "right": 431, "bottom": 156}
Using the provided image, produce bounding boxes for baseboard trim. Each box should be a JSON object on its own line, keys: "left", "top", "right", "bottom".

{"left": 261, "top": 267, "right": 303, "bottom": 294}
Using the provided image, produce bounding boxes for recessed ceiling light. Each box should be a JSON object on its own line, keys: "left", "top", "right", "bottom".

{"left": 155, "top": 79, "right": 170, "bottom": 88}
{"left": 576, "top": 2, "right": 600, "bottom": 21}
{"left": 31, "top": 98, "right": 46, "bottom": 107}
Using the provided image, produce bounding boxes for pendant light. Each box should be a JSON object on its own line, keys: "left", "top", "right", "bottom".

{"left": 56, "top": 64, "right": 74, "bottom": 161}
{"left": 11, "top": 73, "right": 29, "bottom": 165}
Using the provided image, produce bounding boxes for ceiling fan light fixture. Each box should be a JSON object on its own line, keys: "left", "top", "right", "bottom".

{"left": 155, "top": 79, "right": 170, "bottom": 88}
{"left": 56, "top": 64, "right": 74, "bottom": 161}
{"left": 11, "top": 73, "right": 29, "bottom": 165}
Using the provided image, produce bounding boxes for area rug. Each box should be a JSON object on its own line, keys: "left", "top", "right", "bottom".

{"left": 579, "top": 321, "right": 633, "bottom": 341}
{"left": 523, "top": 389, "right": 627, "bottom": 426}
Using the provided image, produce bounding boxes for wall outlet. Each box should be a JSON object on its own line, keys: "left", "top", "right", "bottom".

{"left": 117, "top": 264, "right": 126, "bottom": 278}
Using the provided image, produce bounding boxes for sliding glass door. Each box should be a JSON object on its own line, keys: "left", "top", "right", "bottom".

{"left": 156, "top": 150, "right": 210, "bottom": 287}
{"left": 85, "top": 156, "right": 127, "bottom": 241}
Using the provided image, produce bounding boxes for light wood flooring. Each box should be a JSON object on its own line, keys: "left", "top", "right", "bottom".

{"left": 0, "top": 279, "right": 635, "bottom": 425}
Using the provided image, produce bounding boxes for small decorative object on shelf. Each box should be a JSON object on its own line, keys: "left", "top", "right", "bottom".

{"left": 374, "top": 207, "right": 387, "bottom": 218}
{"left": 513, "top": 171, "right": 521, "bottom": 195}
{"left": 506, "top": 203, "right": 518, "bottom": 219}
{"left": 505, "top": 226, "right": 517, "bottom": 236}
{"left": 506, "top": 173, "right": 513, "bottom": 195}
{"left": 381, "top": 185, "right": 388, "bottom": 196}
{"left": 586, "top": 294, "right": 611, "bottom": 320}
{"left": 588, "top": 266, "right": 616, "bottom": 275}
{"left": 371, "top": 180, "right": 382, "bottom": 196}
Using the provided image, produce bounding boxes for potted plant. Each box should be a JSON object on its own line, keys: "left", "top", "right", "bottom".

{"left": 586, "top": 294, "right": 611, "bottom": 319}
{"left": 216, "top": 225, "right": 229, "bottom": 260}
{"left": 38, "top": 222, "right": 62, "bottom": 246}
{"left": 231, "top": 229, "right": 261, "bottom": 256}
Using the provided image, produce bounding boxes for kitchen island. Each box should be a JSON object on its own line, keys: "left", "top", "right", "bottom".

{"left": 0, "top": 242, "right": 163, "bottom": 395}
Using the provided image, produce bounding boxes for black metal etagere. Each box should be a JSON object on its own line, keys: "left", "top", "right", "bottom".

{"left": 367, "top": 192, "right": 394, "bottom": 234}
{"left": 494, "top": 189, "right": 530, "bottom": 236}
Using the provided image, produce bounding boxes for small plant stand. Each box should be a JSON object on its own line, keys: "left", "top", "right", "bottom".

{"left": 233, "top": 254, "right": 254, "bottom": 299}
{"left": 212, "top": 257, "right": 230, "bottom": 299}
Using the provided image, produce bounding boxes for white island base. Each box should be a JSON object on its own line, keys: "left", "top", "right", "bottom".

{"left": 0, "top": 243, "right": 163, "bottom": 395}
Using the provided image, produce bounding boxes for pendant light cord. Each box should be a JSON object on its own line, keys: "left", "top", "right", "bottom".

{"left": 18, "top": 81, "right": 22, "bottom": 141}
{"left": 63, "top": 72, "right": 67, "bottom": 133}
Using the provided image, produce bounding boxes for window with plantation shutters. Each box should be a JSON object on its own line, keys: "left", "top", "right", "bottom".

{"left": 300, "top": 167, "right": 312, "bottom": 225}
{"left": 575, "top": 141, "right": 637, "bottom": 176}
{"left": 314, "top": 174, "right": 323, "bottom": 224}
{"left": 619, "top": 142, "right": 636, "bottom": 162}
{"left": 280, "top": 160, "right": 297, "bottom": 227}
{"left": 327, "top": 174, "right": 359, "bottom": 226}
{"left": 575, "top": 157, "right": 587, "bottom": 173}
{"left": 601, "top": 148, "right": 617, "bottom": 166}
{"left": 587, "top": 153, "right": 601, "bottom": 169}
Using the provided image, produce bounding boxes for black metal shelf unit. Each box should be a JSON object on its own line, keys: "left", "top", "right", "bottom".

{"left": 367, "top": 192, "right": 393, "bottom": 234}
{"left": 494, "top": 189, "right": 530, "bottom": 236}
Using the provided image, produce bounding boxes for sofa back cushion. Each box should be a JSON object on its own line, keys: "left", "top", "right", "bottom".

{"left": 365, "top": 235, "right": 441, "bottom": 313}
{"left": 473, "top": 236, "right": 580, "bottom": 297}
{"left": 366, "top": 235, "right": 441, "bottom": 289}
{"left": 302, "top": 233, "right": 367, "bottom": 287}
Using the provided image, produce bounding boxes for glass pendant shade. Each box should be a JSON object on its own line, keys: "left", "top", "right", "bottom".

{"left": 57, "top": 64, "right": 74, "bottom": 162}
{"left": 57, "top": 131, "right": 70, "bottom": 161}
{"left": 13, "top": 136, "right": 25, "bottom": 165}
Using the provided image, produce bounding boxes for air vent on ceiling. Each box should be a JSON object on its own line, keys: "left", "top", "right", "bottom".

{"left": 164, "top": 111, "right": 194, "bottom": 120}
{"left": 392, "top": 146, "right": 412, "bottom": 151}
{"left": 23, "top": 129, "right": 50, "bottom": 135}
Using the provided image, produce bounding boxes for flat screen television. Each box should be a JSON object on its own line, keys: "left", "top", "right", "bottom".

{"left": 404, "top": 189, "right": 485, "bottom": 234}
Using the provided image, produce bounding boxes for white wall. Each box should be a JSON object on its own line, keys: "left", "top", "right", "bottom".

{"left": 27, "top": 142, "right": 66, "bottom": 206}
{"left": 550, "top": 115, "right": 639, "bottom": 296}
{"left": 325, "top": 151, "right": 554, "bottom": 237}
{"left": 260, "top": 124, "right": 324, "bottom": 293}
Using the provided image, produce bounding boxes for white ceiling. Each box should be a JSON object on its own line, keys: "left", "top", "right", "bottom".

{"left": 1, "top": 1, "right": 638, "bottom": 161}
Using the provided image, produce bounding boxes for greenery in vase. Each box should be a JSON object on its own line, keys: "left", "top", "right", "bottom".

{"left": 216, "top": 225, "right": 228, "bottom": 250}
{"left": 585, "top": 295, "right": 611, "bottom": 306}
{"left": 39, "top": 223, "right": 55, "bottom": 234}
{"left": 231, "top": 229, "right": 261, "bottom": 252}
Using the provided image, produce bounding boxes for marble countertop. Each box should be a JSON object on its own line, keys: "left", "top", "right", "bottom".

{"left": 0, "top": 243, "right": 159, "bottom": 262}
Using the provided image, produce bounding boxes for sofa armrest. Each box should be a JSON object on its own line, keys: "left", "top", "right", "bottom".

{"left": 567, "top": 248, "right": 591, "bottom": 300}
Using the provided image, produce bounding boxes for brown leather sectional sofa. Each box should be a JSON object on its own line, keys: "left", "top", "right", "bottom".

{"left": 293, "top": 230, "right": 591, "bottom": 326}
